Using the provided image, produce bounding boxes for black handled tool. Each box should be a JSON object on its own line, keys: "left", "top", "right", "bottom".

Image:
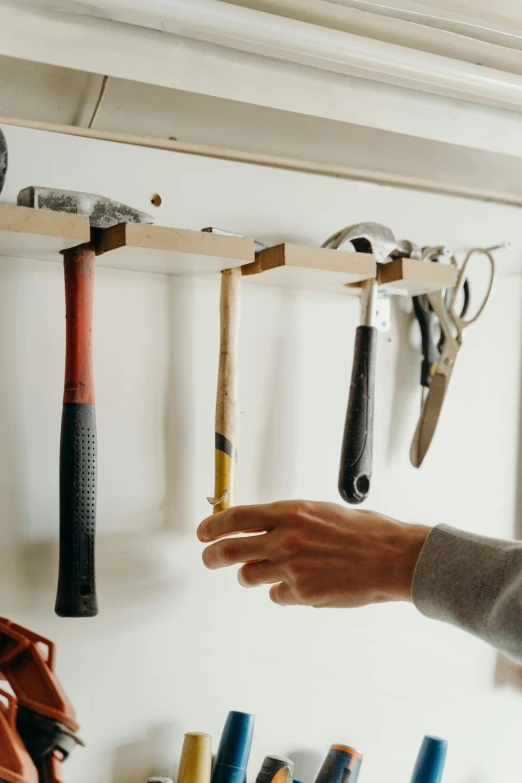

{"left": 339, "top": 278, "right": 378, "bottom": 503}
{"left": 0, "top": 128, "right": 7, "bottom": 193}
{"left": 323, "top": 222, "right": 397, "bottom": 504}
{"left": 0, "top": 127, "right": 7, "bottom": 194}
{"left": 412, "top": 294, "right": 441, "bottom": 389}
{"left": 17, "top": 187, "right": 154, "bottom": 617}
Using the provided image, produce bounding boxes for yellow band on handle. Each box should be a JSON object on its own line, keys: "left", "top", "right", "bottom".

{"left": 208, "top": 438, "right": 237, "bottom": 513}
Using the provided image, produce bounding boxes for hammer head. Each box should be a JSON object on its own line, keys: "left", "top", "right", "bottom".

{"left": 17, "top": 187, "right": 154, "bottom": 229}
{"left": 0, "top": 128, "right": 7, "bottom": 195}
{"left": 323, "top": 221, "right": 397, "bottom": 264}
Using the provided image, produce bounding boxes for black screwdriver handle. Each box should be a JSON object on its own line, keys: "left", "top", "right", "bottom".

{"left": 338, "top": 325, "right": 378, "bottom": 504}
{"left": 55, "top": 243, "right": 98, "bottom": 617}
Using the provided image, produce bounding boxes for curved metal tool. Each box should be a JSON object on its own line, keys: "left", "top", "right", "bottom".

{"left": 410, "top": 246, "right": 495, "bottom": 468}
{"left": 323, "top": 222, "right": 396, "bottom": 263}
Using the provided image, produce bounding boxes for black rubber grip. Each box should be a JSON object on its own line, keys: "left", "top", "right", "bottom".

{"left": 55, "top": 403, "right": 98, "bottom": 617}
{"left": 412, "top": 296, "right": 439, "bottom": 388}
{"left": 338, "top": 325, "right": 378, "bottom": 505}
{"left": 0, "top": 127, "right": 7, "bottom": 195}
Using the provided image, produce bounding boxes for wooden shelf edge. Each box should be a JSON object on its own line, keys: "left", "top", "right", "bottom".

{"left": 242, "top": 243, "right": 377, "bottom": 279}
{"left": 378, "top": 258, "right": 456, "bottom": 293}
{"left": 0, "top": 204, "right": 90, "bottom": 241}
{"left": 0, "top": 211, "right": 457, "bottom": 295}
{"left": 96, "top": 222, "right": 255, "bottom": 264}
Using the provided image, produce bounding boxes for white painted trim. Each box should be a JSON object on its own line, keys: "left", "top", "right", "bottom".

{"left": 18, "top": 0, "right": 522, "bottom": 110}
{"left": 2, "top": 114, "right": 522, "bottom": 209}
{"left": 4, "top": 1, "right": 522, "bottom": 170}
{"left": 326, "top": 0, "right": 522, "bottom": 46}
{"left": 222, "top": 0, "right": 522, "bottom": 73}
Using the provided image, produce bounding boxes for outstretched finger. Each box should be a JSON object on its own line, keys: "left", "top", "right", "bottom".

{"left": 202, "top": 534, "right": 270, "bottom": 570}
{"left": 238, "top": 560, "right": 282, "bottom": 588}
{"left": 198, "top": 504, "right": 281, "bottom": 542}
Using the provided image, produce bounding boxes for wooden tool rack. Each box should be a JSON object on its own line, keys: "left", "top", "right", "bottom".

{"left": 0, "top": 206, "right": 456, "bottom": 294}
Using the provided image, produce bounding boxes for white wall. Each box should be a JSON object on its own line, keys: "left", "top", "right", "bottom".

{"left": 1, "top": 125, "right": 522, "bottom": 783}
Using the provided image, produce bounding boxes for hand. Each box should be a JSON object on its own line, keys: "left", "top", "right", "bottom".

{"left": 198, "top": 500, "right": 430, "bottom": 608}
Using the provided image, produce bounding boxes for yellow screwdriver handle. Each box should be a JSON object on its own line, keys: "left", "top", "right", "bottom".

{"left": 177, "top": 733, "right": 212, "bottom": 783}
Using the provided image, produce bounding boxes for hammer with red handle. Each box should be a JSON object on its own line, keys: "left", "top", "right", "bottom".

{"left": 17, "top": 187, "right": 154, "bottom": 617}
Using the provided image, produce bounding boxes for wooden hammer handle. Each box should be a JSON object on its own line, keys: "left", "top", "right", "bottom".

{"left": 208, "top": 267, "right": 242, "bottom": 514}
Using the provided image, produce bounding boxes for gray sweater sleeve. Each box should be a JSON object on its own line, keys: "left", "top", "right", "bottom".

{"left": 412, "top": 524, "right": 522, "bottom": 661}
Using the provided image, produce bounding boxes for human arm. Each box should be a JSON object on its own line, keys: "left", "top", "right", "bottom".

{"left": 198, "top": 500, "right": 522, "bottom": 661}
{"left": 413, "top": 524, "right": 522, "bottom": 661}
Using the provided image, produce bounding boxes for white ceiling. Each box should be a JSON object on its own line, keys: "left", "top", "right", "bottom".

{"left": 301, "top": 0, "right": 522, "bottom": 32}
{"left": 224, "top": 0, "right": 522, "bottom": 67}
